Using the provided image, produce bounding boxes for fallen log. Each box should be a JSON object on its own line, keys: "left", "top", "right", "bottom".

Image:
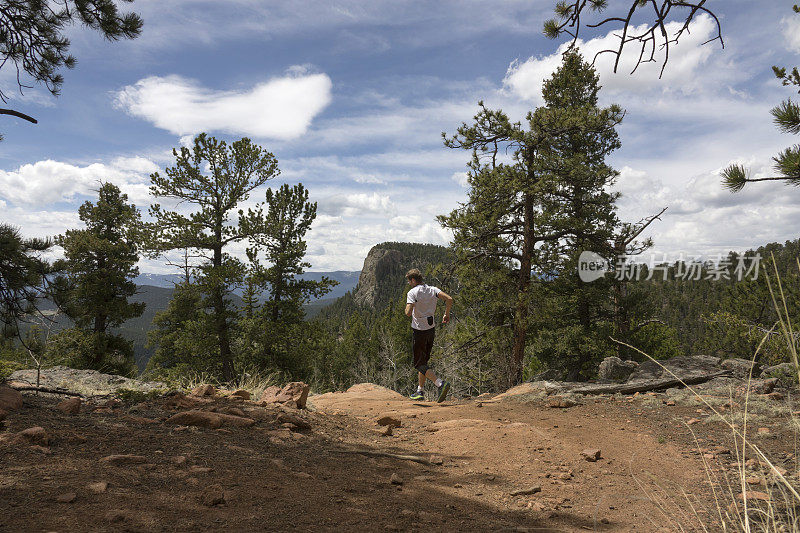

{"left": 570, "top": 371, "right": 733, "bottom": 395}
{"left": 333, "top": 448, "right": 432, "bottom": 465}
{"left": 10, "top": 386, "right": 84, "bottom": 397}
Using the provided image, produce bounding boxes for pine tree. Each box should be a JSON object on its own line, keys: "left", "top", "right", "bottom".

{"left": 440, "top": 50, "right": 624, "bottom": 384}
{"left": 237, "top": 183, "right": 335, "bottom": 375}
{"left": 147, "top": 133, "right": 279, "bottom": 381}
{"left": 0, "top": 224, "right": 54, "bottom": 343}
{"left": 54, "top": 182, "right": 143, "bottom": 373}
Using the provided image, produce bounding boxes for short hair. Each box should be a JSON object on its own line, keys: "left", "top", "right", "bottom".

{"left": 405, "top": 268, "right": 423, "bottom": 283}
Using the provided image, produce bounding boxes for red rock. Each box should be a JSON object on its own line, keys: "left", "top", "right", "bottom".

{"left": 56, "top": 398, "right": 81, "bottom": 415}
{"left": 547, "top": 397, "right": 576, "bottom": 408}
{"left": 277, "top": 411, "right": 311, "bottom": 430}
{"left": 230, "top": 389, "right": 251, "bottom": 400}
{"left": 259, "top": 382, "right": 310, "bottom": 409}
{"left": 56, "top": 492, "right": 76, "bottom": 503}
{"left": 99, "top": 454, "right": 147, "bottom": 465}
{"left": 215, "top": 412, "right": 255, "bottom": 427}
{"left": 191, "top": 384, "right": 216, "bottom": 397}
{"left": 737, "top": 491, "right": 770, "bottom": 502}
{"left": 165, "top": 410, "right": 223, "bottom": 429}
{"left": 13, "top": 426, "right": 48, "bottom": 446}
{"left": 0, "top": 385, "right": 22, "bottom": 412}
{"left": 581, "top": 449, "right": 602, "bottom": 462}
{"left": 686, "top": 418, "right": 700, "bottom": 425}
{"left": 162, "top": 393, "right": 201, "bottom": 409}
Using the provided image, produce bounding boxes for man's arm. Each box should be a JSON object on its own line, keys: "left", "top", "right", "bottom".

{"left": 405, "top": 303, "right": 414, "bottom": 317}
{"left": 437, "top": 291, "right": 453, "bottom": 324}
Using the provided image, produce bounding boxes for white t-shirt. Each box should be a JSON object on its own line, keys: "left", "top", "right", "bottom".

{"left": 406, "top": 284, "right": 441, "bottom": 331}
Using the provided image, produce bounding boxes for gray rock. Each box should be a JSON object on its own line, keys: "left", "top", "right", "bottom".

{"left": 8, "top": 366, "right": 167, "bottom": 396}
{"left": 627, "top": 355, "right": 722, "bottom": 382}
{"left": 721, "top": 358, "right": 761, "bottom": 379}
{"left": 597, "top": 357, "right": 639, "bottom": 381}
{"left": 760, "top": 363, "right": 797, "bottom": 388}
{"left": 352, "top": 248, "right": 405, "bottom": 308}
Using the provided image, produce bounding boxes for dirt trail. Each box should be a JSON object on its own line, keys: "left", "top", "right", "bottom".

{"left": 0, "top": 383, "right": 756, "bottom": 532}
{"left": 311, "top": 384, "right": 714, "bottom": 532}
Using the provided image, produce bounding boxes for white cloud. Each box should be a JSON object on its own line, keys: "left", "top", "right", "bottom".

{"left": 504, "top": 14, "right": 723, "bottom": 104}
{"left": 0, "top": 158, "right": 157, "bottom": 207}
{"left": 613, "top": 160, "right": 800, "bottom": 259}
{"left": 782, "top": 15, "right": 800, "bottom": 53}
{"left": 114, "top": 70, "right": 332, "bottom": 140}
{"left": 319, "top": 192, "right": 395, "bottom": 217}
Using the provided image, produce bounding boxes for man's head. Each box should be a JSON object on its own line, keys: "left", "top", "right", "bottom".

{"left": 406, "top": 268, "right": 423, "bottom": 287}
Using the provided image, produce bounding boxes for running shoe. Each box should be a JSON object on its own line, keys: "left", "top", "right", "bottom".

{"left": 409, "top": 390, "right": 424, "bottom": 401}
{"left": 436, "top": 381, "right": 450, "bottom": 403}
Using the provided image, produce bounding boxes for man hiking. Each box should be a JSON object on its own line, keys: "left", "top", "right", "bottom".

{"left": 404, "top": 268, "right": 453, "bottom": 402}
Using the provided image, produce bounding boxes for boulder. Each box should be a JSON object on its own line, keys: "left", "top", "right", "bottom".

{"left": 597, "top": 357, "right": 639, "bottom": 381}
{"left": 627, "top": 355, "right": 722, "bottom": 382}
{"left": 260, "top": 382, "right": 310, "bottom": 409}
{"left": 56, "top": 397, "right": 81, "bottom": 415}
{"left": 721, "top": 358, "right": 761, "bottom": 379}
{"left": 0, "top": 385, "right": 23, "bottom": 412}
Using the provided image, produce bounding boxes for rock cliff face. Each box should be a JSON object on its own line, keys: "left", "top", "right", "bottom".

{"left": 352, "top": 247, "right": 405, "bottom": 308}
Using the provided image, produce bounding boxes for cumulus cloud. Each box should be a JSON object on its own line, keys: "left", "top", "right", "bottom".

{"left": 318, "top": 192, "right": 395, "bottom": 217}
{"left": 0, "top": 158, "right": 157, "bottom": 207}
{"left": 613, "top": 160, "right": 800, "bottom": 259}
{"left": 504, "top": 14, "right": 723, "bottom": 103}
{"left": 451, "top": 171, "right": 469, "bottom": 187}
{"left": 114, "top": 70, "right": 332, "bottom": 140}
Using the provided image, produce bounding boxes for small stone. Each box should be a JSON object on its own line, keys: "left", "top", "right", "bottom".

{"left": 390, "top": 473, "right": 404, "bottom": 485}
{"left": 547, "top": 397, "right": 576, "bottom": 408}
{"left": 105, "top": 510, "right": 126, "bottom": 523}
{"left": 581, "top": 449, "right": 602, "bottom": 462}
{"left": 56, "top": 492, "right": 76, "bottom": 503}
{"left": 557, "top": 472, "right": 572, "bottom": 480}
{"left": 757, "top": 427, "right": 771, "bottom": 436}
{"left": 201, "top": 484, "right": 226, "bottom": 506}
{"left": 665, "top": 401, "right": 676, "bottom": 406}
{"left": 87, "top": 481, "right": 108, "bottom": 494}
{"left": 383, "top": 425, "right": 393, "bottom": 437}
{"left": 230, "top": 389, "right": 251, "bottom": 400}
{"left": 686, "top": 418, "right": 700, "bottom": 425}
{"left": 745, "top": 476, "right": 762, "bottom": 486}
{"left": 13, "top": 426, "right": 48, "bottom": 446}
{"left": 190, "top": 465, "right": 213, "bottom": 474}
{"left": 510, "top": 486, "right": 541, "bottom": 496}
{"left": 377, "top": 415, "right": 402, "bottom": 428}
{"left": 99, "top": 454, "right": 147, "bottom": 466}
{"left": 430, "top": 455, "right": 444, "bottom": 465}
{"left": 738, "top": 491, "right": 771, "bottom": 502}
{"left": 56, "top": 398, "right": 81, "bottom": 415}
{"left": 191, "top": 384, "right": 216, "bottom": 397}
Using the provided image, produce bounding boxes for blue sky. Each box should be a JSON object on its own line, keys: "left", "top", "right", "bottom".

{"left": 1, "top": 1, "right": 799, "bottom": 272}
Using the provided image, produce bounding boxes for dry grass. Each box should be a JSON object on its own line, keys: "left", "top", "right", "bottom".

{"left": 614, "top": 256, "right": 800, "bottom": 532}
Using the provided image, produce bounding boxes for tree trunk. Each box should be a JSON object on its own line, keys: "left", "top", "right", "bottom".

{"left": 511, "top": 193, "right": 534, "bottom": 385}
{"left": 212, "top": 238, "right": 234, "bottom": 382}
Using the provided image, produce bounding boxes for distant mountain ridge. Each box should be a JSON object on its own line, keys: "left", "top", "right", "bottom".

{"left": 134, "top": 271, "right": 360, "bottom": 301}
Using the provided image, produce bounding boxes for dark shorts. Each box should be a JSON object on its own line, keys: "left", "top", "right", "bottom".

{"left": 412, "top": 327, "right": 435, "bottom": 370}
